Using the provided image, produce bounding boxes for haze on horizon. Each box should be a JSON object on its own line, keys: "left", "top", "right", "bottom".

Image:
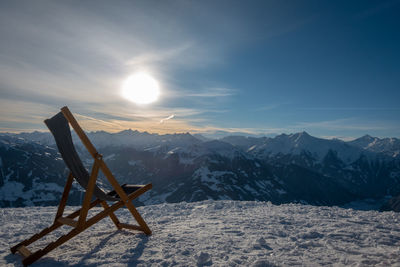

{"left": 0, "top": 0, "right": 399, "bottom": 140}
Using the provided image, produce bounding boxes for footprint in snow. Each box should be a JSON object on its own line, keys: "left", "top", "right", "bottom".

{"left": 196, "top": 251, "right": 212, "bottom": 266}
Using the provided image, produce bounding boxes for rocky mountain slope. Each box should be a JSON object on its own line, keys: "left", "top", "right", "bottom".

{"left": 1, "top": 131, "right": 399, "bottom": 209}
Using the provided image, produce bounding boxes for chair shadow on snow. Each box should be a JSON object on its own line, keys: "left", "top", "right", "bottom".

{"left": 75, "top": 229, "right": 150, "bottom": 266}
{"left": 7, "top": 230, "right": 150, "bottom": 266}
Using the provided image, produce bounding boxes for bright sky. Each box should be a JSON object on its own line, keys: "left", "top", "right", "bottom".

{"left": 0, "top": 0, "right": 399, "bottom": 139}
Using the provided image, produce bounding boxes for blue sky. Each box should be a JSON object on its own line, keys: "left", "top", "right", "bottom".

{"left": 0, "top": 0, "right": 399, "bottom": 139}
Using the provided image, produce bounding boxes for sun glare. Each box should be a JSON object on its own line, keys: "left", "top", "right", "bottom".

{"left": 122, "top": 72, "right": 160, "bottom": 104}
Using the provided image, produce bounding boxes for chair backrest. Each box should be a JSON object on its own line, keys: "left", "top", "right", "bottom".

{"left": 44, "top": 112, "right": 116, "bottom": 201}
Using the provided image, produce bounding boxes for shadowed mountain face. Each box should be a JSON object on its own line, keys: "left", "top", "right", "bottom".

{"left": 0, "top": 131, "right": 399, "bottom": 209}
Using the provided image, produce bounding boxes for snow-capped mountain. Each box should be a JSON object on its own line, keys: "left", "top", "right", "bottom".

{"left": 1, "top": 131, "right": 400, "bottom": 210}
{"left": 349, "top": 134, "right": 400, "bottom": 158}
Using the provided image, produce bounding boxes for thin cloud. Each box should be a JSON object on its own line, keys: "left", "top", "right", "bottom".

{"left": 297, "top": 107, "right": 400, "bottom": 111}
{"left": 295, "top": 118, "right": 396, "bottom": 131}
{"left": 126, "top": 44, "right": 192, "bottom": 67}
{"left": 185, "top": 87, "right": 236, "bottom": 98}
{"left": 256, "top": 104, "right": 281, "bottom": 111}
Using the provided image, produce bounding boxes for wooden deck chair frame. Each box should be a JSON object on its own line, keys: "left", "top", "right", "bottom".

{"left": 10, "top": 106, "right": 152, "bottom": 266}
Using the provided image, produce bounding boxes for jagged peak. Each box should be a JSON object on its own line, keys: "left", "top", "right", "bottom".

{"left": 287, "top": 131, "right": 314, "bottom": 143}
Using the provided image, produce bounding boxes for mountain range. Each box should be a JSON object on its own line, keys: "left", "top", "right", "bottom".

{"left": 1, "top": 130, "right": 399, "bottom": 210}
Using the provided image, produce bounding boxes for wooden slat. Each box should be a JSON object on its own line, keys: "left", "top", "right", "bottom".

{"left": 57, "top": 217, "right": 78, "bottom": 228}
{"left": 78, "top": 159, "right": 100, "bottom": 229}
{"left": 101, "top": 201, "right": 121, "bottom": 229}
{"left": 54, "top": 172, "right": 74, "bottom": 222}
{"left": 61, "top": 106, "right": 98, "bottom": 158}
{"left": 118, "top": 223, "right": 143, "bottom": 232}
{"left": 17, "top": 245, "right": 32, "bottom": 258}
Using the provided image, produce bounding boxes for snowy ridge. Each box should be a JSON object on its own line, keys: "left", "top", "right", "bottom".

{"left": 239, "top": 132, "right": 377, "bottom": 163}
{"left": 1, "top": 200, "right": 400, "bottom": 266}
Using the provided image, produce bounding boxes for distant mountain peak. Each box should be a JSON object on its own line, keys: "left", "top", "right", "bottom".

{"left": 360, "top": 134, "right": 376, "bottom": 140}
{"left": 286, "top": 131, "right": 314, "bottom": 144}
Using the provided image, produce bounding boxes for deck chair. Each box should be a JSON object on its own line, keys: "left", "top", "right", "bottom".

{"left": 11, "top": 106, "right": 152, "bottom": 266}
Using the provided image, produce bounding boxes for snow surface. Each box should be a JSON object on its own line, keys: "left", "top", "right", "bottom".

{"left": 1, "top": 200, "right": 400, "bottom": 266}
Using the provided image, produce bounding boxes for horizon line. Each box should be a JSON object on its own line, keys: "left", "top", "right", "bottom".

{"left": 2, "top": 128, "right": 398, "bottom": 142}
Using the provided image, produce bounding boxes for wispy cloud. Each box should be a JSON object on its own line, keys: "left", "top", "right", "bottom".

{"left": 160, "top": 114, "right": 175, "bottom": 124}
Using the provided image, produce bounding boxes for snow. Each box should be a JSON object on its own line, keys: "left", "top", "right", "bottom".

{"left": 1, "top": 200, "right": 400, "bottom": 266}
{"left": 195, "top": 167, "right": 221, "bottom": 191}
{"left": 194, "top": 167, "right": 237, "bottom": 192}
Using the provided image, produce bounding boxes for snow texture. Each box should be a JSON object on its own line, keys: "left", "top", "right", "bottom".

{"left": 1, "top": 200, "right": 400, "bottom": 266}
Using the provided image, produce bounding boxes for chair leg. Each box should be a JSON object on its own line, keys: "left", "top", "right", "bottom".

{"left": 101, "top": 201, "right": 121, "bottom": 229}
{"left": 125, "top": 201, "right": 152, "bottom": 235}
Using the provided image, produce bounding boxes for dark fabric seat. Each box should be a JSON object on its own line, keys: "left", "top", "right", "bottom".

{"left": 45, "top": 112, "right": 124, "bottom": 201}
{"left": 107, "top": 184, "right": 143, "bottom": 198}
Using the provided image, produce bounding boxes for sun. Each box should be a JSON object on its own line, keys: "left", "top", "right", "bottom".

{"left": 122, "top": 72, "right": 160, "bottom": 104}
